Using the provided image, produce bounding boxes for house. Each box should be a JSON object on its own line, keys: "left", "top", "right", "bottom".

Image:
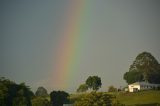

{"left": 128, "top": 81, "right": 160, "bottom": 92}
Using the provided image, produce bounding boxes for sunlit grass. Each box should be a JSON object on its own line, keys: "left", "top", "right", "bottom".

{"left": 116, "top": 90, "right": 160, "bottom": 105}
{"left": 69, "top": 90, "right": 160, "bottom": 105}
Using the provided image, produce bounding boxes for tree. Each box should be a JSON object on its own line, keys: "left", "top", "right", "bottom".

{"left": 86, "top": 76, "right": 102, "bottom": 91}
{"left": 50, "top": 90, "right": 70, "bottom": 106}
{"left": 35, "top": 87, "right": 48, "bottom": 97}
{"left": 123, "top": 52, "right": 160, "bottom": 84}
{"left": 123, "top": 71, "right": 143, "bottom": 84}
{"left": 77, "top": 84, "right": 88, "bottom": 93}
{"left": 108, "top": 86, "right": 117, "bottom": 92}
{"left": 0, "top": 77, "right": 33, "bottom": 106}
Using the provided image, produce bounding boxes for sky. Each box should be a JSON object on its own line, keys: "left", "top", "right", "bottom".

{"left": 1, "top": 0, "right": 160, "bottom": 93}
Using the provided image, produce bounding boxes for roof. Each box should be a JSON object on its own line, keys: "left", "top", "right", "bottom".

{"left": 129, "top": 81, "right": 160, "bottom": 86}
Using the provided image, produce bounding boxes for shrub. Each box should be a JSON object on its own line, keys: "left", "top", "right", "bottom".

{"left": 50, "top": 91, "right": 70, "bottom": 106}
{"left": 108, "top": 86, "right": 117, "bottom": 92}
{"left": 32, "top": 96, "right": 50, "bottom": 106}
{"left": 74, "top": 92, "right": 113, "bottom": 106}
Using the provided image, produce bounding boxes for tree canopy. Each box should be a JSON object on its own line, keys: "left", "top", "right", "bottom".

{"left": 0, "top": 77, "right": 33, "bottom": 106}
{"left": 32, "top": 96, "right": 50, "bottom": 106}
{"left": 86, "top": 76, "right": 102, "bottom": 91}
{"left": 50, "top": 90, "right": 70, "bottom": 106}
{"left": 74, "top": 92, "right": 114, "bottom": 106}
{"left": 35, "top": 86, "right": 48, "bottom": 97}
{"left": 77, "top": 84, "right": 88, "bottom": 93}
{"left": 124, "top": 52, "right": 160, "bottom": 84}
{"left": 108, "top": 86, "right": 117, "bottom": 92}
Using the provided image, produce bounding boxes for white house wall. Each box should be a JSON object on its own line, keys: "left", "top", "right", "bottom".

{"left": 128, "top": 85, "right": 140, "bottom": 92}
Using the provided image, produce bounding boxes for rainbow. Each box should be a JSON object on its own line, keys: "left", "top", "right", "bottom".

{"left": 52, "top": 0, "right": 90, "bottom": 90}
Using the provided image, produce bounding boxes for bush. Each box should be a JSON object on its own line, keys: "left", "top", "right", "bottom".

{"left": 74, "top": 92, "right": 114, "bottom": 106}
{"left": 32, "top": 96, "right": 50, "bottom": 106}
{"left": 108, "top": 86, "right": 117, "bottom": 92}
{"left": 50, "top": 91, "right": 70, "bottom": 106}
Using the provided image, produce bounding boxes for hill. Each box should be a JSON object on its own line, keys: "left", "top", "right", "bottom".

{"left": 69, "top": 90, "right": 160, "bottom": 106}
{"left": 116, "top": 90, "right": 160, "bottom": 106}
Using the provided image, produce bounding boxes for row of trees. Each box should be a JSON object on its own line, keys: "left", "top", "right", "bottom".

{"left": 0, "top": 77, "right": 34, "bottom": 106}
{"left": 76, "top": 76, "right": 118, "bottom": 93}
{"left": 0, "top": 77, "right": 70, "bottom": 106}
{"left": 1, "top": 52, "right": 160, "bottom": 105}
{"left": 0, "top": 76, "right": 117, "bottom": 106}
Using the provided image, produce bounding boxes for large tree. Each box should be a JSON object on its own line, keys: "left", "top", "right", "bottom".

{"left": 86, "top": 76, "right": 102, "bottom": 91}
{"left": 124, "top": 52, "right": 160, "bottom": 84}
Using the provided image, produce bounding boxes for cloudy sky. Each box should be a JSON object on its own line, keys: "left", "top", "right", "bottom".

{"left": 1, "top": 0, "right": 160, "bottom": 93}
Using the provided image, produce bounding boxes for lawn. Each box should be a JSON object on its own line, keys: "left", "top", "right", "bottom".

{"left": 116, "top": 90, "right": 160, "bottom": 106}
{"left": 69, "top": 90, "right": 160, "bottom": 106}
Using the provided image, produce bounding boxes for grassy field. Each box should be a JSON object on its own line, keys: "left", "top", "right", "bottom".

{"left": 44, "top": 90, "right": 160, "bottom": 105}
{"left": 69, "top": 90, "right": 160, "bottom": 106}
{"left": 115, "top": 90, "right": 160, "bottom": 105}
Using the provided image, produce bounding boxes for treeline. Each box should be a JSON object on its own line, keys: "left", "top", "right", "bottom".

{"left": 0, "top": 77, "right": 70, "bottom": 106}
{"left": 0, "top": 77, "right": 33, "bottom": 106}
{"left": 0, "top": 76, "right": 121, "bottom": 106}
{"left": 1, "top": 52, "right": 160, "bottom": 106}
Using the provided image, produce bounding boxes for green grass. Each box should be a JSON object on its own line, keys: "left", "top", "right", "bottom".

{"left": 45, "top": 96, "right": 50, "bottom": 101}
{"left": 69, "top": 90, "right": 160, "bottom": 106}
{"left": 115, "top": 90, "right": 160, "bottom": 105}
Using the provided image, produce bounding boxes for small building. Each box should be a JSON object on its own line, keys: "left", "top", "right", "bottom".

{"left": 124, "top": 87, "right": 129, "bottom": 92}
{"left": 128, "top": 81, "right": 160, "bottom": 92}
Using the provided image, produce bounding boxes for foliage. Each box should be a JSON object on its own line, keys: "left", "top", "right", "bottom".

{"left": 108, "top": 86, "right": 117, "bottom": 92}
{"left": 35, "top": 86, "right": 48, "bottom": 97}
{"left": 0, "top": 77, "right": 33, "bottom": 106}
{"left": 74, "top": 92, "right": 114, "bottom": 106}
{"left": 123, "top": 71, "right": 143, "bottom": 84}
{"left": 50, "top": 90, "right": 70, "bottom": 106}
{"left": 77, "top": 84, "right": 88, "bottom": 93}
{"left": 32, "top": 96, "right": 50, "bottom": 106}
{"left": 124, "top": 52, "right": 160, "bottom": 84}
{"left": 86, "top": 76, "right": 102, "bottom": 91}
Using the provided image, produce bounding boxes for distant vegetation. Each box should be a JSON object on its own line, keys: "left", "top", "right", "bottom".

{"left": 35, "top": 86, "right": 48, "bottom": 97}
{"left": 32, "top": 86, "right": 50, "bottom": 106}
{"left": 73, "top": 92, "right": 116, "bottom": 106}
{"left": 32, "top": 96, "right": 50, "bottom": 106}
{"left": 108, "top": 86, "right": 117, "bottom": 92}
{"left": 50, "top": 91, "right": 70, "bottom": 106}
{"left": 0, "top": 77, "right": 33, "bottom": 106}
{"left": 1, "top": 51, "right": 160, "bottom": 106}
{"left": 77, "top": 76, "right": 102, "bottom": 93}
{"left": 77, "top": 84, "right": 88, "bottom": 93}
